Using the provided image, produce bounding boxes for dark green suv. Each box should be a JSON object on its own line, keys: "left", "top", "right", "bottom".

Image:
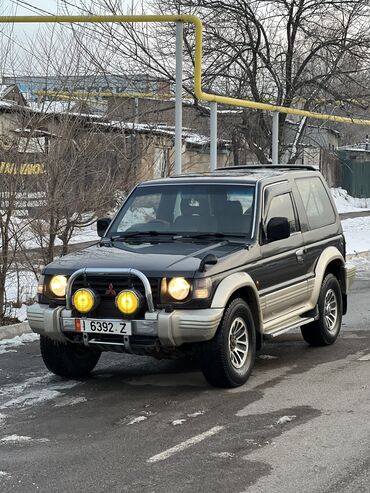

{"left": 28, "top": 166, "right": 356, "bottom": 388}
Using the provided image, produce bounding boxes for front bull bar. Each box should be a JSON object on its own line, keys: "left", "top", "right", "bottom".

{"left": 65, "top": 267, "right": 156, "bottom": 312}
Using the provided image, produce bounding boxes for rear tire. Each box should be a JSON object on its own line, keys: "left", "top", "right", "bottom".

{"left": 200, "top": 298, "right": 256, "bottom": 388}
{"left": 40, "top": 336, "right": 101, "bottom": 378}
{"left": 301, "top": 274, "right": 342, "bottom": 346}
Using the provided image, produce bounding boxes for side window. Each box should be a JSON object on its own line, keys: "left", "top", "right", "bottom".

{"left": 265, "top": 193, "right": 299, "bottom": 234}
{"left": 296, "top": 177, "right": 335, "bottom": 229}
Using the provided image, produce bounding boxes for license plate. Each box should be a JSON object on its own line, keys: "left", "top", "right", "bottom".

{"left": 77, "top": 319, "right": 132, "bottom": 335}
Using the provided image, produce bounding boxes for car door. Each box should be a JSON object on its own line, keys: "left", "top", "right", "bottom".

{"left": 293, "top": 175, "right": 344, "bottom": 300}
{"left": 251, "top": 182, "right": 308, "bottom": 329}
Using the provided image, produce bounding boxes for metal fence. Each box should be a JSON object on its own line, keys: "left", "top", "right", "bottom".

{"left": 339, "top": 155, "right": 370, "bottom": 198}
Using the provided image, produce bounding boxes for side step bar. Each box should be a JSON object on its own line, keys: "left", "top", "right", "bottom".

{"left": 264, "top": 316, "right": 315, "bottom": 339}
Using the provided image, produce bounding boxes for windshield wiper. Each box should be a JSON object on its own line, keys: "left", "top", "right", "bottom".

{"left": 174, "top": 233, "right": 247, "bottom": 240}
{"left": 110, "top": 231, "right": 174, "bottom": 241}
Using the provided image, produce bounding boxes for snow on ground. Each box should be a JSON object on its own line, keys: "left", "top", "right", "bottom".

{"left": 0, "top": 373, "right": 82, "bottom": 410}
{"left": 331, "top": 188, "right": 370, "bottom": 213}
{"left": 0, "top": 435, "right": 49, "bottom": 444}
{"left": 276, "top": 415, "right": 296, "bottom": 425}
{"left": 211, "top": 452, "right": 235, "bottom": 458}
{"left": 127, "top": 416, "right": 148, "bottom": 425}
{"left": 0, "top": 333, "right": 39, "bottom": 355}
{"left": 67, "top": 222, "right": 100, "bottom": 245}
{"left": 187, "top": 411, "right": 205, "bottom": 418}
{"left": 13, "top": 217, "right": 99, "bottom": 251}
{"left": 54, "top": 396, "right": 87, "bottom": 407}
{"left": 4, "top": 270, "right": 38, "bottom": 322}
{"left": 342, "top": 216, "right": 370, "bottom": 254}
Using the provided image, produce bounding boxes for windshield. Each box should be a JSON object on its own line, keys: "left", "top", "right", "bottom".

{"left": 109, "top": 184, "right": 256, "bottom": 238}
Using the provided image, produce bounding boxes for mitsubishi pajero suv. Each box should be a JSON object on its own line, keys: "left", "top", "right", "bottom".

{"left": 28, "top": 166, "right": 356, "bottom": 388}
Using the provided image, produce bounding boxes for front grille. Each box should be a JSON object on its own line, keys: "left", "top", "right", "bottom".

{"left": 71, "top": 275, "right": 160, "bottom": 318}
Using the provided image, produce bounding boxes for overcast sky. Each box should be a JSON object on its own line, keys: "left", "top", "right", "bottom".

{"left": 0, "top": 0, "right": 143, "bottom": 76}
{"left": 3, "top": 0, "right": 74, "bottom": 40}
{"left": 3, "top": 0, "right": 133, "bottom": 38}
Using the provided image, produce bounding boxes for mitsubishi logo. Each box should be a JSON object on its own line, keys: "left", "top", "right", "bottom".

{"left": 105, "top": 283, "right": 117, "bottom": 296}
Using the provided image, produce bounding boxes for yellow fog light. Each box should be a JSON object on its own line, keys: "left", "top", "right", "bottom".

{"left": 73, "top": 288, "right": 97, "bottom": 313}
{"left": 116, "top": 290, "right": 140, "bottom": 315}
{"left": 168, "top": 277, "right": 190, "bottom": 301}
{"left": 50, "top": 275, "right": 67, "bottom": 297}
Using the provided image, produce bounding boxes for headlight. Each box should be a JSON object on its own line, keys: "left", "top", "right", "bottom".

{"left": 49, "top": 275, "right": 67, "bottom": 297}
{"left": 73, "top": 288, "right": 98, "bottom": 313}
{"left": 167, "top": 277, "right": 191, "bottom": 301}
{"left": 116, "top": 290, "right": 140, "bottom": 315}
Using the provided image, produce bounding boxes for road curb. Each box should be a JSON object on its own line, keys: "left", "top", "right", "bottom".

{"left": 0, "top": 321, "right": 31, "bottom": 341}
{"left": 347, "top": 251, "right": 370, "bottom": 260}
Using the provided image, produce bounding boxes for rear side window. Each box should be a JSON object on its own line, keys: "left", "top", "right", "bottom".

{"left": 265, "top": 193, "right": 299, "bottom": 234}
{"left": 296, "top": 177, "right": 335, "bottom": 229}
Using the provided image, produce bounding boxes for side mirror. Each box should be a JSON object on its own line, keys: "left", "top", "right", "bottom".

{"left": 266, "top": 217, "right": 290, "bottom": 242}
{"left": 199, "top": 253, "right": 218, "bottom": 272}
{"left": 97, "top": 217, "right": 111, "bottom": 238}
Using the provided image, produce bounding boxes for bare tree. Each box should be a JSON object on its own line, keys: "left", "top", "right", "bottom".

{"left": 57, "top": 0, "right": 370, "bottom": 162}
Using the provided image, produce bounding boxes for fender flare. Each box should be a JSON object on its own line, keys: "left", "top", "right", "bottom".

{"left": 308, "top": 246, "right": 345, "bottom": 306}
{"left": 211, "top": 272, "right": 263, "bottom": 330}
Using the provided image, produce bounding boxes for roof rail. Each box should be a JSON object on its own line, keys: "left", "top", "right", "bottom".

{"left": 216, "top": 164, "right": 317, "bottom": 171}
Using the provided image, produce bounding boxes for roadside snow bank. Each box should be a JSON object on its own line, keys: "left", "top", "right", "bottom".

{"left": 4, "top": 270, "right": 38, "bottom": 322}
{"left": 331, "top": 188, "right": 370, "bottom": 213}
{"left": 0, "top": 333, "right": 39, "bottom": 355}
{"left": 342, "top": 216, "right": 370, "bottom": 254}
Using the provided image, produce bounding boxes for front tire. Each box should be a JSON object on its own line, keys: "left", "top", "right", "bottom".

{"left": 301, "top": 274, "right": 343, "bottom": 346}
{"left": 200, "top": 298, "right": 256, "bottom": 388}
{"left": 40, "top": 336, "right": 101, "bottom": 378}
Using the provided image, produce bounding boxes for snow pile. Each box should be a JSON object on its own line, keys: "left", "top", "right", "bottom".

{"left": 276, "top": 415, "right": 296, "bottom": 425}
{"left": 0, "top": 435, "right": 49, "bottom": 444}
{"left": 0, "top": 435, "right": 32, "bottom": 443}
{"left": 187, "top": 411, "right": 205, "bottom": 418}
{"left": 0, "top": 333, "right": 39, "bottom": 355}
{"left": 127, "top": 416, "right": 147, "bottom": 425}
{"left": 331, "top": 188, "right": 370, "bottom": 213}
{"left": 3, "top": 270, "right": 38, "bottom": 322}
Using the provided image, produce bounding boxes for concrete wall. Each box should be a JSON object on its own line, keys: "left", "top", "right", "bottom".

{"left": 0, "top": 111, "right": 22, "bottom": 149}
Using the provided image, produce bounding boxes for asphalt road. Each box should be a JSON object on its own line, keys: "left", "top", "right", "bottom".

{"left": 1, "top": 262, "right": 370, "bottom": 493}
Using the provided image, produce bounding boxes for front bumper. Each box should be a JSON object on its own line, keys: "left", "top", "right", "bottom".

{"left": 27, "top": 303, "right": 224, "bottom": 347}
{"left": 342, "top": 262, "right": 356, "bottom": 293}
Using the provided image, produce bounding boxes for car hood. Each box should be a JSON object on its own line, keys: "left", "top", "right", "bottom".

{"left": 43, "top": 240, "right": 248, "bottom": 278}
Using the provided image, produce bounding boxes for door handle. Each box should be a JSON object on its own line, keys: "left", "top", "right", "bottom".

{"left": 296, "top": 249, "right": 305, "bottom": 262}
